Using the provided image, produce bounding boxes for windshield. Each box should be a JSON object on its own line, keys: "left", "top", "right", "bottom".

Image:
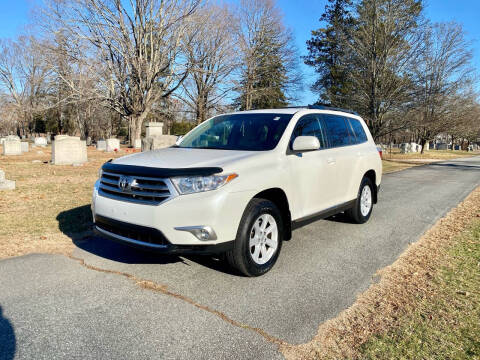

{"left": 178, "top": 113, "right": 293, "bottom": 151}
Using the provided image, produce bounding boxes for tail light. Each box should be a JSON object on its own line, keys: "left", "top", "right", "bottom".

{"left": 376, "top": 146, "right": 383, "bottom": 159}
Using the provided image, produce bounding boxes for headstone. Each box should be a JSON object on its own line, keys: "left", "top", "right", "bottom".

{"left": 34, "top": 137, "right": 47, "bottom": 147}
{"left": 51, "top": 135, "right": 87, "bottom": 165}
{"left": 400, "top": 143, "right": 411, "bottom": 154}
{"left": 21, "top": 142, "right": 29, "bottom": 153}
{"left": 46, "top": 134, "right": 51, "bottom": 143}
{"left": 410, "top": 142, "right": 417, "bottom": 153}
{"left": 2, "top": 138, "right": 21, "bottom": 155}
{"left": 416, "top": 144, "right": 422, "bottom": 153}
{"left": 0, "top": 169, "right": 15, "bottom": 191}
{"left": 86, "top": 137, "right": 92, "bottom": 146}
{"left": 141, "top": 135, "right": 177, "bottom": 152}
{"left": 96, "top": 140, "right": 106, "bottom": 151}
{"left": 145, "top": 122, "right": 164, "bottom": 137}
{"left": 454, "top": 144, "right": 461, "bottom": 150}
{"left": 134, "top": 138, "right": 142, "bottom": 149}
{"left": 436, "top": 143, "right": 448, "bottom": 150}
{"left": 106, "top": 138, "right": 120, "bottom": 152}
{"left": 0, "top": 138, "right": 5, "bottom": 146}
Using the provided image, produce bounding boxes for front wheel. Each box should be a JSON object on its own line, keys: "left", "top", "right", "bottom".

{"left": 346, "top": 177, "right": 374, "bottom": 224}
{"left": 226, "top": 198, "right": 283, "bottom": 277}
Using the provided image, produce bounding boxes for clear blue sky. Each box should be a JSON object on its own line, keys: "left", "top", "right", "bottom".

{"left": 1, "top": 0, "right": 479, "bottom": 105}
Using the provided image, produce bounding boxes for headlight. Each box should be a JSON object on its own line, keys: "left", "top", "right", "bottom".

{"left": 98, "top": 168, "right": 103, "bottom": 178}
{"left": 171, "top": 173, "right": 238, "bottom": 195}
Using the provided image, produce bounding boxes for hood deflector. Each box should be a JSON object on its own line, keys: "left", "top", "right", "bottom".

{"left": 102, "top": 162, "right": 223, "bottom": 178}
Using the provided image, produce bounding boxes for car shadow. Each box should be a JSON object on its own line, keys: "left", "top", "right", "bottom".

{"left": 57, "top": 205, "right": 238, "bottom": 274}
{"left": 0, "top": 305, "right": 16, "bottom": 360}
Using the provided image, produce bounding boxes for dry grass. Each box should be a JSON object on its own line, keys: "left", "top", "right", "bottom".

{"left": 381, "top": 160, "right": 418, "bottom": 173}
{"left": 382, "top": 148, "right": 476, "bottom": 161}
{"left": 0, "top": 145, "right": 134, "bottom": 258}
{"left": 280, "top": 186, "right": 480, "bottom": 360}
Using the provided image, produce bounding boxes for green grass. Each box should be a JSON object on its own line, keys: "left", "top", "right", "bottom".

{"left": 360, "top": 220, "right": 480, "bottom": 359}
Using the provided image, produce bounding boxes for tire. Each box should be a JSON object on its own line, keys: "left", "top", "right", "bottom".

{"left": 346, "top": 177, "right": 374, "bottom": 224}
{"left": 226, "top": 198, "right": 283, "bottom": 277}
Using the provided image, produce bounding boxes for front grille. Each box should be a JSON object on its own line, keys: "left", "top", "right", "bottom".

{"left": 99, "top": 171, "right": 175, "bottom": 205}
{"left": 95, "top": 215, "right": 170, "bottom": 246}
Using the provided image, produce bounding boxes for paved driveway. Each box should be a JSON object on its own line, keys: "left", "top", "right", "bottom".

{"left": 1, "top": 156, "right": 479, "bottom": 359}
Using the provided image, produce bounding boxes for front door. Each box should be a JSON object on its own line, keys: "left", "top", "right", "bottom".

{"left": 287, "top": 114, "right": 338, "bottom": 219}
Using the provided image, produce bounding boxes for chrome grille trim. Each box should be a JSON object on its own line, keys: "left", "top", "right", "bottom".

{"left": 98, "top": 170, "right": 177, "bottom": 205}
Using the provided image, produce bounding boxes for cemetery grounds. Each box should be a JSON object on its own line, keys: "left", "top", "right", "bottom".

{"left": 1, "top": 144, "right": 479, "bottom": 359}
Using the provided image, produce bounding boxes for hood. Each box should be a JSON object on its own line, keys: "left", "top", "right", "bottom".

{"left": 112, "top": 147, "right": 260, "bottom": 170}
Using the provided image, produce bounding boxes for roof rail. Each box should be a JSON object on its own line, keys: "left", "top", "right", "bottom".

{"left": 281, "top": 105, "right": 359, "bottom": 115}
{"left": 307, "top": 104, "right": 359, "bottom": 115}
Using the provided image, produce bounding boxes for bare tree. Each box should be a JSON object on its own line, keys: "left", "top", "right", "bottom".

{"left": 43, "top": 0, "right": 200, "bottom": 145}
{"left": 177, "top": 4, "right": 238, "bottom": 124}
{"left": 346, "top": 0, "right": 423, "bottom": 139}
{"left": 0, "top": 37, "right": 51, "bottom": 137}
{"left": 412, "top": 22, "right": 474, "bottom": 153}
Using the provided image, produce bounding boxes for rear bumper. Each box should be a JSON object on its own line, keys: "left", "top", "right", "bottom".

{"left": 94, "top": 215, "right": 234, "bottom": 254}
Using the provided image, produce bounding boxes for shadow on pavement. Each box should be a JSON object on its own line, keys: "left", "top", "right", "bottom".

{"left": 0, "top": 306, "right": 15, "bottom": 360}
{"left": 56, "top": 205, "right": 93, "bottom": 237}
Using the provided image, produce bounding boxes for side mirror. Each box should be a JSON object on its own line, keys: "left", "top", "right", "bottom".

{"left": 292, "top": 136, "right": 320, "bottom": 152}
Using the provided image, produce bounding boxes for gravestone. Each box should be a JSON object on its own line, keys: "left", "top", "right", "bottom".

{"left": 96, "top": 140, "right": 106, "bottom": 151}
{"left": 46, "top": 134, "right": 51, "bottom": 143}
{"left": 400, "top": 143, "right": 411, "bottom": 154}
{"left": 21, "top": 142, "right": 29, "bottom": 153}
{"left": 141, "top": 135, "right": 177, "bottom": 152}
{"left": 86, "top": 137, "right": 92, "bottom": 146}
{"left": 106, "top": 138, "right": 120, "bottom": 152}
{"left": 2, "top": 138, "right": 21, "bottom": 155}
{"left": 52, "top": 135, "right": 87, "bottom": 165}
{"left": 454, "top": 144, "right": 461, "bottom": 150}
{"left": 134, "top": 138, "right": 142, "bottom": 149}
{"left": 436, "top": 143, "right": 448, "bottom": 150}
{"left": 0, "top": 138, "right": 5, "bottom": 146}
{"left": 145, "top": 122, "right": 164, "bottom": 137}
{"left": 410, "top": 142, "right": 418, "bottom": 153}
{"left": 0, "top": 169, "right": 15, "bottom": 190}
{"left": 34, "top": 137, "right": 47, "bottom": 147}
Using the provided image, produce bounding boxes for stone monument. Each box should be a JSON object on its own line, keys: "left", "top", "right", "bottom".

{"left": 0, "top": 169, "right": 15, "bottom": 190}
{"left": 51, "top": 135, "right": 88, "bottom": 165}
{"left": 2, "top": 138, "right": 22, "bottom": 155}
{"left": 106, "top": 138, "right": 120, "bottom": 152}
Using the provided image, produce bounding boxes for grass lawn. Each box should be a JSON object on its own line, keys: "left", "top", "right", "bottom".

{"left": 0, "top": 145, "right": 127, "bottom": 258}
{"left": 382, "top": 148, "right": 476, "bottom": 161}
{"left": 360, "top": 219, "right": 480, "bottom": 359}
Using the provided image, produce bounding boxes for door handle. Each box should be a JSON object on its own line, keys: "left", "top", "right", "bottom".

{"left": 327, "top": 157, "right": 336, "bottom": 165}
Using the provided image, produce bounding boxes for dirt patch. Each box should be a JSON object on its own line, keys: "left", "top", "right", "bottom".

{"left": 280, "top": 186, "right": 480, "bottom": 359}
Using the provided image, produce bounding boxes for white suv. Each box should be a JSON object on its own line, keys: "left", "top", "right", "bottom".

{"left": 92, "top": 106, "right": 382, "bottom": 276}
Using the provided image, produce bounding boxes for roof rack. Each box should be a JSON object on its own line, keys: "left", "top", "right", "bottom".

{"left": 283, "top": 104, "right": 359, "bottom": 116}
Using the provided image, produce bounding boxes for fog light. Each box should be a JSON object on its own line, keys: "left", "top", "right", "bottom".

{"left": 174, "top": 226, "right": 217, "bottom": 241}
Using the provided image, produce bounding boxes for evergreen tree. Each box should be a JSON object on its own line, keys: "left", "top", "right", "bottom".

{"left": 236, "top": 0, "right": 300, "bottom": 110}
{"left": 304, "top": 0, "right": 354, "bottom": 106}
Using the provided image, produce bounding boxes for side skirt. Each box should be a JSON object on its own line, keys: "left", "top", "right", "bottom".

{"left": 291, "top": 199, "right": 356, "bottom": 230}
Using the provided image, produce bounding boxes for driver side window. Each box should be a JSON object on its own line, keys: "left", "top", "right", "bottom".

{"left": 291, "top": 114, "right": 326, "bottom": 149}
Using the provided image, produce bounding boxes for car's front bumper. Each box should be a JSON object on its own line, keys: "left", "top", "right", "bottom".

{"left": 93, "top": 216, "right": 234, "bottom": 254}
{"left": 91, "top": 179, "right": 255, "bottom": 248}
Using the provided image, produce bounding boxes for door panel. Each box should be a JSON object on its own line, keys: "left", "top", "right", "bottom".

{"left": 287, "top": 114, "right": 337, "bottom": 218}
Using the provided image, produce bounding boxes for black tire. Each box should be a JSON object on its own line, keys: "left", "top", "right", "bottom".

{"left": 346, "top": 177, "right": 374, "bottom": 224}
{"left": 226, "top": 198, "right": 283, "bottom": 277}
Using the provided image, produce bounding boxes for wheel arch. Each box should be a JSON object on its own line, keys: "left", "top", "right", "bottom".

{"left": 363, "top": 169, "right": 378, "bottom": 204}
{"left": 253, "top": 188, "right": 292, "bottom": 240}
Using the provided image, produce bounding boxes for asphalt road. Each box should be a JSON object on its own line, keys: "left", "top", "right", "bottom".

{"left": 1, "top": 156, "right": 479, "bottom": 359}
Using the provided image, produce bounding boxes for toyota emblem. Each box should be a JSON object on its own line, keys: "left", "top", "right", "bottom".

{"left": 118, "top": 176, "right": 132, "bottom": 192}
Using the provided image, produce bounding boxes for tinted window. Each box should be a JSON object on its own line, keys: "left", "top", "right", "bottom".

{"left": 179, "top": 113, "right": 292, "bottom": 151}
{"left": 291, "top": 114, "right": 326, "bottom": 149}
{"left": 348, "top": 118, "right": 368, "bottom": 144}
{"left": 322, "top": 115, "right": 352, "bottom": 147}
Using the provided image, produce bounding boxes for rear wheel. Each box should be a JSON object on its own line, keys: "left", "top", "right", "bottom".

{"left": 226, "top": 198, "right": 283, "bottom": 277}
{"left": 346, "top": 177, "right": 374, "bottom": 224}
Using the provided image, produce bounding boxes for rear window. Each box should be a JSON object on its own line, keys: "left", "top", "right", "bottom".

{"left": 348, "top": 118, "right": 368, "bottom": 144}
{"left": 322, "top": 115, "right": 352, "bottom": 148}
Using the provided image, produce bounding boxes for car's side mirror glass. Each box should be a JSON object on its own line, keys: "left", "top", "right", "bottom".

{"left": 292, "top": 136, "right": 321, "bottom": 152}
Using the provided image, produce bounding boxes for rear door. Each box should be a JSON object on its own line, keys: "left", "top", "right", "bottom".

{"left": 320, "top": 114, "right": 357, "bottom": 204}
{"left": 287, "top": 114, "right": 338, "bottom": 218}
